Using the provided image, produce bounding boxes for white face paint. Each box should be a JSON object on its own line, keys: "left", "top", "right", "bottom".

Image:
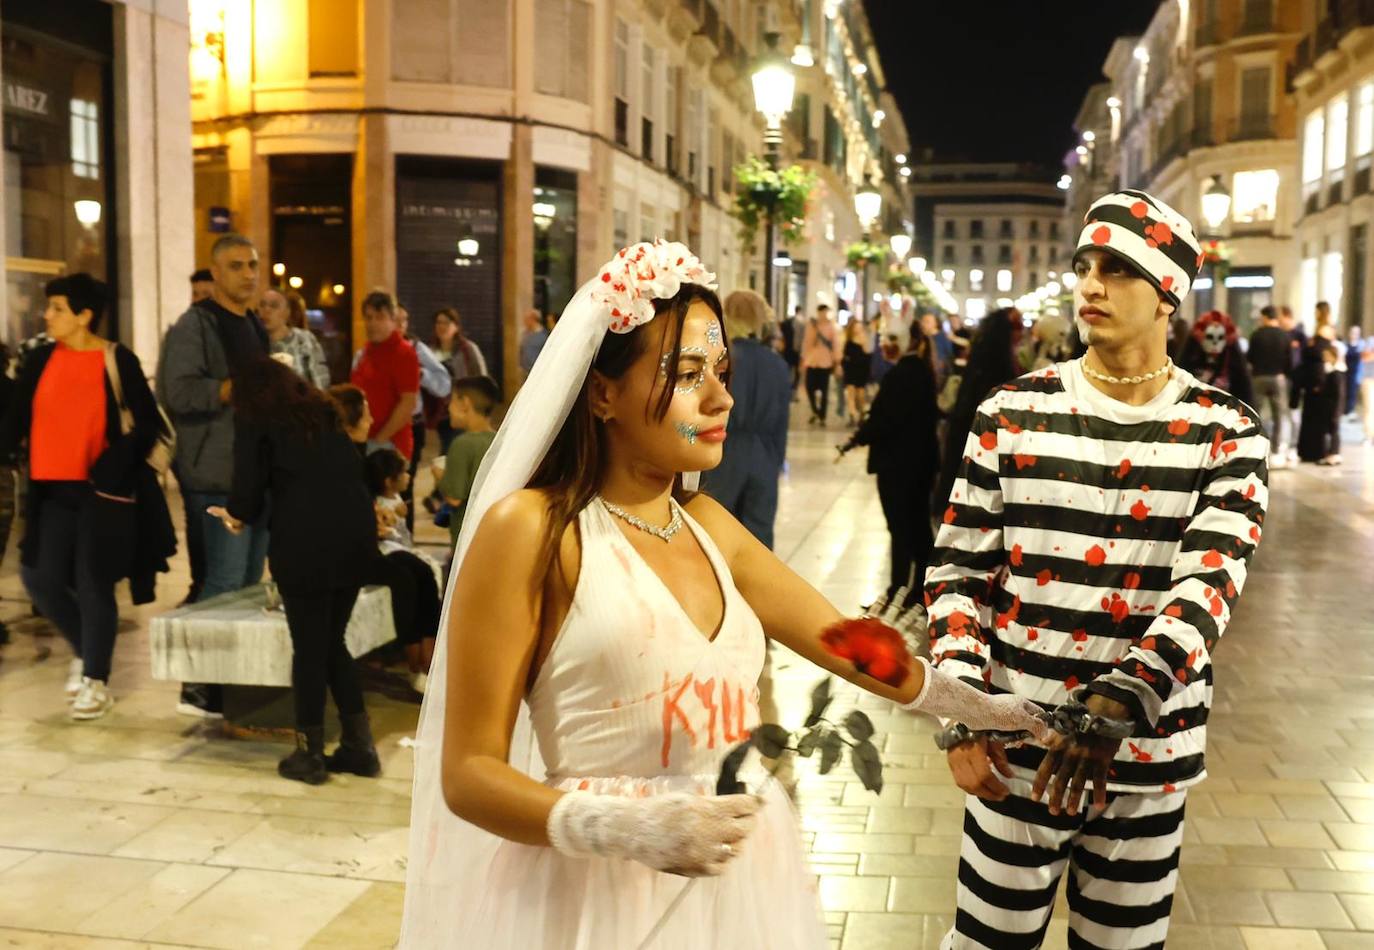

{"left": 1075, "top": 317, "right": 1095, "bottom": 345}
{"left": 1200, "top": 322, "right": 1227, "bottom": 356}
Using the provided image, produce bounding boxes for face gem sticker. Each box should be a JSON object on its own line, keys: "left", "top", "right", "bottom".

{"left": 664, "top": 346, "right": 711, "bottom": 394}
{"left": 675, "top": 422, "right": 699, "bottom": 444}
{"left": 705, "top": 320, "right": 722, "bottom": 348}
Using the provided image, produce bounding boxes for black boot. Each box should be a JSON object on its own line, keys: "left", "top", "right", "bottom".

{"left": 278, "top": 727, "right": 328, "bottom": 785}
{"left": 326, "top": 712, "right": 381, "bottom": 777}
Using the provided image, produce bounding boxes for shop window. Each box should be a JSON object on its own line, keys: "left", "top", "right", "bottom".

{"left": 1232, "top": 169, "right": 1279, "bottom": 223}
{"left": 70, "top": 98, "right": 100, "bottom": 179}
{"left": 533, "top": 168, "right": 577, "bottom": 318}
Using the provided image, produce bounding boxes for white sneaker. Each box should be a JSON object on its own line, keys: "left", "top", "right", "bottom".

{"left": 70, "top": 678, "right": 114, "bottom": 721}
{"left": 65, "top": 659, "right": 85, "bottom": 698}
{"left": 409, "top": 672, "right": 428, "bottom": 695}
{"left": 1269, "top": 452, "right": 1288, "bottom": 470}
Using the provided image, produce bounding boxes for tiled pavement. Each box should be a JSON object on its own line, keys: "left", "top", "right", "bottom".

{"left": 0, "top": 404, "right": 1370, "bottom": 949}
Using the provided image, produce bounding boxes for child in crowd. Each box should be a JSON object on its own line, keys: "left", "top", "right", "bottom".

{"left": 365, "top": 448, "right": 443, "bottom": 693}
{"left": 434, "top": 376, "right": 500, "bottom": 550}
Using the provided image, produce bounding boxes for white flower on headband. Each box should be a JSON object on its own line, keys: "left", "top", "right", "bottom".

{"left": 593, "top": 239, "right": 718, "bottom": 334}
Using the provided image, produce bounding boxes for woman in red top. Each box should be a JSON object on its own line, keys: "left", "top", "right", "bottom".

{"left": 0, "top": 274, "right": 168, "bottom": 720}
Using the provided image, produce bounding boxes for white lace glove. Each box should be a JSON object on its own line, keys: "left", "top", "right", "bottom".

{"left": 902, "top": 657, "right": 1051, "bottom": 741}
{"left": 547, "top": 791, "right": 762, "bottom": 877}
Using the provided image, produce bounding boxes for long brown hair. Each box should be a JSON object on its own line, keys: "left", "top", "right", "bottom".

{"left": 232, "top": 357, "right": 340, "bottom": 440}
{"left": 528, "top": 283, "right": 725, "bottom": 584}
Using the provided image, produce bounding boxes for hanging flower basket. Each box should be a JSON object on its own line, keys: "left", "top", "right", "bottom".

{"left": 1201, "top": 239, "right": 1231, "bottom": 280}
{"left": 846, "top": 241, "right": 886, "bottom": 270}
{"left": 732, "top": 157, "right": 818, "bottom": 252}
{"left": 884, "top": 267, "right": 917, "bottom": 294}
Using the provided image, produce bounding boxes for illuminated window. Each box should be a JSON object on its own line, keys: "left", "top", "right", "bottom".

{"left": 969, "top": 268, "right": 984, "bottom": 292}
{"left": 965, "top": 298, "right": 987, "bottom": 320}
{"left": 996, "top": 269, "right": 1012, "bottom": 292}
{"left": 1356, "top": 81, "right": 1374, "bottom": 158}
{"left": 71, "top": 99, "right": 100, "bottom": 179}
{"left": 1302, "top": 111, "right": 1324, "bottom": 183}
{"left": 1327, "top": 93, "right": 1348, "bottom": 172}
{"left": 1232, "top": 169, "right": 1279, "bottom": 223}
{"left": 940, "top": 268, "right": 955, "bottom": 289}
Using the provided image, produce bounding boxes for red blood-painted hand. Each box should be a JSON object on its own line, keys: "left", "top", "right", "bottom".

{"left": 820, "top": 618, "right": 913, "bottom": 688}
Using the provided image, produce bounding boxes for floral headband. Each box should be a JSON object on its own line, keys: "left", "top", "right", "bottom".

{"left": 592, "top": 239, "right": 717, "bottom": 334}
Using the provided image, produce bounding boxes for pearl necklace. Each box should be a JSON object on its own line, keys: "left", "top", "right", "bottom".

{"left": 1080, "top": 357, "right": 1173, "bottom": 386}
{"left": 598, "top": 497, "right": 684, "bottom": 542}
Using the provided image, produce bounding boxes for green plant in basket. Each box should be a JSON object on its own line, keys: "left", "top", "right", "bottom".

{"left": 733, "top": 157, "right": 818, "bottom": 252}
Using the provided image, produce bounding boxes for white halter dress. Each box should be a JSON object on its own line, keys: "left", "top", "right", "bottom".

{"left": 450, "top": 499, "right": 825, "bottom": 948}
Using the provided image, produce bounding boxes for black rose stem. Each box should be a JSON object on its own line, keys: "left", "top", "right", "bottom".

{"left": 634, "top": 678, "right": 885, "bottom": 949}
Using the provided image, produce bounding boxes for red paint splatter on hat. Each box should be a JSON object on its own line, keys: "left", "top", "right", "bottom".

{"left": 1091, "top": 225, "right": 1112, "bottom": 245}
{"left": 1130, "top": 201, "right": 1148, "bottom": 218}
{"left": 1201, "top": 549, "right": 1223, "bottom": 569}
{"left": 1160, "top": 275, "right": 1174, "bottom": 292}
{"left": 1209, "top": 596, "right": 1224, "bottom": 616}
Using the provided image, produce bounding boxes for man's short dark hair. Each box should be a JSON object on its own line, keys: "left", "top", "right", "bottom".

{"left": 361, "top": 290, "right": 395, "bottom": 315}
{"left": 210, "top": 233, "right": 255, "bottom": 259}
{"left": 1260, "top": 305, "right": 1278, "bottom": 322}
{"left": 190, "top": 269, "right": 212, "bottom": 284}
{"left": 816, "top": 304, "right": 830, "bottom": 313}
{"left": 45, "top": 273, "right": 107, "bottom": 332}
{"left": 452, "top": 375, "right": 501, "bottom": 417}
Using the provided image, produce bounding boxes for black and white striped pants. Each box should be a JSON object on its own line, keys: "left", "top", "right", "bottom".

{"left": 942, "top": 766, "right": 1187, "bottom": 950}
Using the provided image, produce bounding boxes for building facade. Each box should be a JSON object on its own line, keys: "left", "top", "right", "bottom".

{"left": 1289, "top": 0, "right": 1374, "bottom": 335}
{"left": 912, "top": 162, "right": 1066, "bottom": 319}
{"left": 189, "top": 0, "right": 907, "bottom": 388}
{"left": 1, "top": 0, "right": 193, "bottom": 364}
{"left": 1069, "top": 0, "right": 1304, "bottom": 331}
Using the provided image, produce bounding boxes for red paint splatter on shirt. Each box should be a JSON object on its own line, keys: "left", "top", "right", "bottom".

{"left": 1085, "top": 545, "right": 1107, "bottom": 566}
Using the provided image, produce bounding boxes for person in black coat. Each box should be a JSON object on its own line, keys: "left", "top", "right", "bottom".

{"left": 208, "top": 357, "right": 381, "bottom": 785}
{"left": 840, "top": 333, "right": 941, "bottom": 605}
{"left": 937, "top": 307, "right": 1025, "bottom": 510}
{"left": 0, "top": 274, "right": 175, "bottom": 720}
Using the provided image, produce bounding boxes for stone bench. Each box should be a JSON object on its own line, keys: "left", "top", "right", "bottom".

{"left": 150, "top": 584, "right": 396, "bottom": 688}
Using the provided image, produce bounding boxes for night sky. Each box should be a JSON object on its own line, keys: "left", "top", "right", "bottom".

{"left": 866, "top": 1, "right": 1158, "bottom": 166}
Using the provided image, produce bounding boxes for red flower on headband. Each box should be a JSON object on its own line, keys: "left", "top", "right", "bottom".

{"left": 820, "top": 618, "right": 912, "bottom": 688}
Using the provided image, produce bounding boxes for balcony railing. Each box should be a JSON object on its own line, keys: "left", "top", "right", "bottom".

{"left": 1228, "top": 113, "right": 1275, "bottom": 141}
{"left": 1289, "top": 0, "right": 1374, "bottom": 84}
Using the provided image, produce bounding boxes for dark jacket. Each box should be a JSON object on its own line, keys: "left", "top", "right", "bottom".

{"left": 157, "top": 303, "right": 268, "bottom": 493}
{"left": 0, "top": 342, "right": 176, "bottom": 602}
{"left": 226, "top": 411, "right": 377, "bottom": 594}
{"left": 849, "top": 352, "right": 940, "bottom": 480}
{"left": 1248, "top": 325, "right": 1291, "bottom": 377}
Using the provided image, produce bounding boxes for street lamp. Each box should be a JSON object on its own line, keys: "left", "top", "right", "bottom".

{"left": 908, "top": 256, "right": 926, "bottom": 276}
{"left": 889, "top": 232, "right": 912, "bottom": 260}
{"left": 751, "top": 31, "right": 796, "bottom": 309}
{"left": 1201, "top": 174, "right": 1232, "bottom": 236}
{"left": 853, "top": 181, "right": 882, "bottom": 318}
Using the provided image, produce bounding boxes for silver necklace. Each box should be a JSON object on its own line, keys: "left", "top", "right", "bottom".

{"left": 598, "top": 497, "right": 683, "bottom": 542}
{"left": 1081, "top": 357, "right": 1173, "bottom": 386}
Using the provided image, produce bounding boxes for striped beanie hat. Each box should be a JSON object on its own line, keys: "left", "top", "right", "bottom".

{"left": 1074, "top": 190, "right": 1203, "bottom": 308}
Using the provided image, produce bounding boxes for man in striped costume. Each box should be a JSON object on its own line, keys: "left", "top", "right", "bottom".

{"left": 927, "top": 190, "right": 1269, "bottom": 950}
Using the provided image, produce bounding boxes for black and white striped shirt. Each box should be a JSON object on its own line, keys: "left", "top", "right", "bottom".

{"left": 925, "top": 359, "right": 1269, "bottom": 792}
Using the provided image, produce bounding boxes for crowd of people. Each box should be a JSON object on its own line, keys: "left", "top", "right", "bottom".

{"left": 0, "top": 234, "right": 536, "bottom": 789}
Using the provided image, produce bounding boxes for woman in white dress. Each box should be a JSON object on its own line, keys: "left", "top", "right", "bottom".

{"left": 402, "top": 242, "right": 1047, "bottom": 949}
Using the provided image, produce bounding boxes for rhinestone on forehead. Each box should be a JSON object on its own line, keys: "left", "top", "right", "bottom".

{"left": 705, "top": 320, "right": 722, "bottom": 348}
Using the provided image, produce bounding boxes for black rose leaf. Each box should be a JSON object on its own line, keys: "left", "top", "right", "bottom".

{"left": 818, "top": 730, "right": 844, "bottom": 775}
{"left": 715, "top": 740, "right": 753, "bottom": 795}
{"left": 851, "top": 739, "right": 884, "bottom": 794}
{"left": 751, "top": 723, "right": 792, "bottom": 760}
{"left": 805, "top": 677, "right": 834, "bottom": 727}
{"left": 843, "top": 709, "right": 876, "bottom": 743}
{"left": 796, "top": 727, "right": 822, "bottom": 758}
